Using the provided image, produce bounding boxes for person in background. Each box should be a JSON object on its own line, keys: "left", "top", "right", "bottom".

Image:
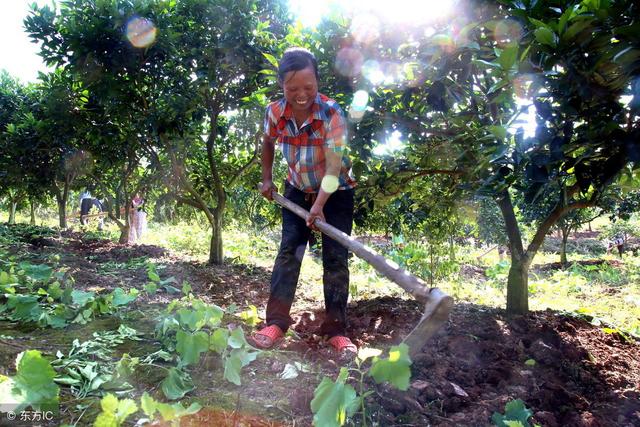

{"left": 128, "top": 193, "right": 147, "bottom": 244}
{"left": 79, "top": 189, "right": 104, "bottom": 228}
{"left": 252, "top": 47, "right": 357, "bottom": 356}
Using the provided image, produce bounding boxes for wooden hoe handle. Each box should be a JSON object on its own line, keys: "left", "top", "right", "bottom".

{"left": 260, "top": 183, "right": 454, "bottom": 355}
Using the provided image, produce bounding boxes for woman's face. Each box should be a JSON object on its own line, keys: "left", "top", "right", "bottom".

{"left": 282, "top": 66, "right": 318, "bottom": 114}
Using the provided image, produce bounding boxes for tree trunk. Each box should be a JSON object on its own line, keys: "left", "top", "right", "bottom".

{"left": 57, "top": 200, "right": 67, "bottom": 228}
{"left": 8, "top": 202, "right": 17, "bottom": 224}
{"left": 208, "top": 208, "right": 224, "bottom": 265}
{"left": 30, "top": 200, "right": 36, "bottom": 225}
{"left": 496, "top": 192, "right": 529, "bottom": 315}
{"left": 506, "top": 259, "right": 529, "bottom": 314}
{"left": 119, "top": 225, "right": 129, "bottom": 244}
{"left": 560, "top": 227, "right": 570, "bottom": 266}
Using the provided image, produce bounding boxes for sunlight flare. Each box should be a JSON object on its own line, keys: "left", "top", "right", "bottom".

{"left": 126, "top": 17, "right": 157, "bottom": 48}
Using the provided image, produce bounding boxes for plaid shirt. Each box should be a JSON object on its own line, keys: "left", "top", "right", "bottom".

{"left": 264, "top": 93, "right": 356, "bottom": 193}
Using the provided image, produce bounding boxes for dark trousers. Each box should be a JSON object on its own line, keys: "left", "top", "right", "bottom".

{"left": 266, "top": 181, "right": 354, "bottom": 337}
{"left": 80, "top": 198, "right": 102, "bottom": 225}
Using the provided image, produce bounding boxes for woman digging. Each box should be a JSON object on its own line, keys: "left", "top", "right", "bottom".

{"left": 252, "top": 47, "right": 358, "bottom": 356}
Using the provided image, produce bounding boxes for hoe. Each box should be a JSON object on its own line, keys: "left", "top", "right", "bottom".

{"left": 262, "top": 185, "right": 454, "bottom": 357}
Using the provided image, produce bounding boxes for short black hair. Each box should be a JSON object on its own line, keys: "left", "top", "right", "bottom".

{"left": 277, "top": 47, "right": 319, "bottom": 83}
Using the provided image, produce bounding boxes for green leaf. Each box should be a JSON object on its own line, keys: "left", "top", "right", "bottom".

{"left": 489, "top": 125, "right": 508, "bottom": 140}
{"left": 177, "top": 308, "right": 205, "bottom": 332}
{"left": 239, "top": 305, "right": 259, "bottom": 326}
{"left": 144, "top": 282, "right": 158, "bottom": 295}
{"left": 140, "top": 392, "right": 157, "bottom": 418}
{"left": 94, "top": 393, "right": 138, "bottom": 427}
{"left": 71, "top": 290, "right": 95, "bottom": 306}
{"left": 227, "top": 327, "right": 248, "bottom": 349}
{"left": 0, "top": 350, "right": 59, "bottom": 412}
{"left": 7, "top": 294, "right": 42, "bottom": 321}
{"left": 223, "top": 351, "right": 243, "bottom": 385}
{"left": 534, "top": 27, "right": 557, "bottom": 47}
{"left": 223, "top": 348, "right": 258, "bottom": 385}
{"left": 111, "top": 288, "right": 138, "bottom": 307}
{"left": 161, "top": 368, "right": 194, "bottom": 400}
{"left": 491, "top": 399, "right": 533, "bottom": 427}
{"left": 47, "top": 282, "right": 63, "bottom": 299}
{"left": 310, "top": 367, "right": 358, "bottom": 427}
{"left": 524, "top": 359, "right": 536, "bottom": 367}
{"left": 176, "top": 330, "right": 209, "bottom": 365}
{"left": 181, "top": 281, "right": 192, "bottom": 296}
{"left": 210, "top": 328, "right": 229, "bottom": 354}
{"left": 369, "top": 344, "right": 412, "bottom": 391}
{"left": 18, "top": 262, "right": 53, "bottom": 282}
{"left": 497, "top": 45, "right": 518, "bottom": 70}
{"left": 262, "top": 52, "right": 278, "bottom": 69}
{"left": 155, "top": 400, "right": 202, "bottom": 422}
{"left": 148, "top": 271, "right": 161, "bottom": 282}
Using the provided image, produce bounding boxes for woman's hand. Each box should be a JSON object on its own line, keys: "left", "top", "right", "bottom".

{"left": 260, "top": 180, "right": 277, "bottom": 200}
{"left": 306, "top": 203, "right": 325, "bottom": 230}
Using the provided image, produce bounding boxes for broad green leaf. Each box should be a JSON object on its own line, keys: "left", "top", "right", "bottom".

{"left": 497, "top": 45, "right": 518, "bottom": 70}
{"left": 47, "top": 282, "right": 63, "bottom": 299}
{"left": 223, "top": 348, "right": 257, "bottom": 385}
{"left": 94, "top": 393, "right": 138, "bottom": 427}
{"left": 534, "top": 27, "right": 557, "bottom": 47}
{"left": 156, "top": 401, "right": 202, "bottom": 421}
{"left": 161, "top": 368, "right": 194, "bottom": 400}
{"left": 491, "top": 399, "right": 533, "bottom": 427}
{"left": 369, "top": 344, "right": 412, "bottom": 391}
{"left": 140, "top": 392, "right": 157, "bottom": 417}
{"left": 6, "top": 350, "right": 59, "bottom": 412}
{"left": 310, "top": 367, "right": 358, "bottom": 427}
{"left": 239, "top": 305, "right": 259, "bottom": 326}
{"left": 148, "top": 271, "right": 161, "bottom": 282}
{"left": 18, "top": 262, "right": 53, "bottom": 282}
{"left": 111, "top": 288, "right": 138, "bottom": 307}
{"left": 227, "top": 327, "right": 248, "bottom": 349}
{"left": 489, "top": 125, "right": 508, "bottom": 140}
{"left": 210, "top": 328, "right": 229, "bottom": 354}
{"left": 176, "top": 330, "right": 209, "bottom": 365}
{"left": 71, "top": 290, "right": 95, "bottom": 306}
{"left": 7, "top": 294, "right": 42, "bottom": 321}
{"left": 177, "top": 308, "right": 205, "bottom": 331}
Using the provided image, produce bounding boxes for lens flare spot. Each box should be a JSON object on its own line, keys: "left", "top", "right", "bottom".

{"left": 335, "top": 48, "right": 364, "bottom": 78}
{"left": 350, "top": 13, "right": 380, "bottom": 45}
{"left": 126, "top": 17, "right": 157, "bottom": 48}
{"left": 351, "top": 90, "right": 369, "bottom": 112}
{"left": 362, "top": 60, "right": 384, "bottom": 85}
{"left": 321, "top": 175, "right": 339, "bottom": 194}
{"left": 381, "top": 62, "right": 400, "bottom": 85}
{"left": 494, "top": 19, "right": 523, "bottom": 47}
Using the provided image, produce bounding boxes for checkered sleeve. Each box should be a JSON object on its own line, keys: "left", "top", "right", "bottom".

{"left": 324, "top": 104, "right": 347, "bottom": 153}
{"left": 263, "top": 104, "right": 278, "bottom": 140}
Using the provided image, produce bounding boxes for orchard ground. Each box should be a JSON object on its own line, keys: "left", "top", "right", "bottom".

{"left": 0, "top": 217, "right": 639, "bottom": 426}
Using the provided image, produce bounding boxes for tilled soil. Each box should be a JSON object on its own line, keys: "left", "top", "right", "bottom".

{"left": 3, "top": 228, "right": 639, "bottom": 426}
